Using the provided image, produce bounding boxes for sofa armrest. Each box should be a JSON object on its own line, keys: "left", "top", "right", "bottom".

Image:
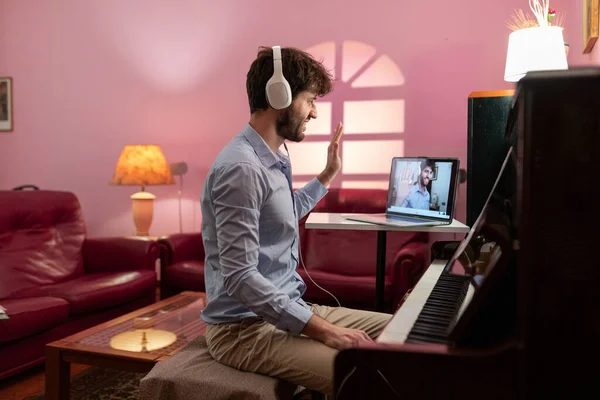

{"left": 82, "top": 237, "right": 160, "bottom": 274}
{"left": 389, "top": 240, "right": 430, "bottom": 310}
{"left": 159, "top": 233, "right": 205, "bottom": 266}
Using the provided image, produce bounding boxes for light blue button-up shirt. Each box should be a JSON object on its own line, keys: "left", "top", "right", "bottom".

{"left": 401, "top": 184, "right": 430, "bottom": 210}
{"left": 199, "top": 124, "right": 328, "bottom": 334}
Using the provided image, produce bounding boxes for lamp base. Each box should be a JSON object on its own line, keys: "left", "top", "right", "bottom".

{"left": 131, "top": 191, "right": 156, "bottom": 236}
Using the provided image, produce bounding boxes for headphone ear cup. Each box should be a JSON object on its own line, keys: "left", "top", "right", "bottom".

{"left": 266, "top": 46, "right": 292, "bottom": 110}
{"left": 266, "top": 76, "right": 292, "bottom": 110}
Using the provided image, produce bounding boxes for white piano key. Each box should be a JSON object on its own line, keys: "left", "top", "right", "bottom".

{"left": 456, "top": 282, "right": 476, "bottom": 321}
{"left": 377, "top": 260, "right": 446, "bottom": 344}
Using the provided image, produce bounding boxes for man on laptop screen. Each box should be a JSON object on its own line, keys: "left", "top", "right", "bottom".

{"left": 345, "top": 157, "right": 459, "bottom": 227}
{"left": 394, "top": 159, "right": 434, "bottom": 210}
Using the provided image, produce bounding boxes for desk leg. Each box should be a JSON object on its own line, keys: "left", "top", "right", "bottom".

{"left": 375, "top": 231, "right": 387, "bottom": 312}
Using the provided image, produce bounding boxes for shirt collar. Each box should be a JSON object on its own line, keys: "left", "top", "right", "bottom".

{"left": 417, "top": 185, "right": 429, "bottom": 195}
{"left": 242, "top": 123, "right": 288, "bottom": 169}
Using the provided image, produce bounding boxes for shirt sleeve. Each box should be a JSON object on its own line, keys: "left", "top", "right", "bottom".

{"left": 292, "top": 178, "right": 328, "bottom": 219}
{"left": 401, "top": 193, "right": 410, "bottom": 207}
{"left": 212, "top": 162, "right": 313, "bottom": 334}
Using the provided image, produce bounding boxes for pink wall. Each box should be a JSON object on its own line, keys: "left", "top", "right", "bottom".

{"left": 0, "top": 0, "right": 596, "bottom": 237}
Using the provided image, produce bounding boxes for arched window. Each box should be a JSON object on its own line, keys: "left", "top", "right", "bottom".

{"left": 287, "top": 40, "right": 406, "bottom": 189}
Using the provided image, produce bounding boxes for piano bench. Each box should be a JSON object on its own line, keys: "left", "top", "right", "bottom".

{"left": 140, "top": 335, "right": 324, "bottom": 400}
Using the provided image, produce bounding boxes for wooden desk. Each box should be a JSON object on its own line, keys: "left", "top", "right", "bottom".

{"left": 305, "top": 213, "right": 469, "bottom": 311}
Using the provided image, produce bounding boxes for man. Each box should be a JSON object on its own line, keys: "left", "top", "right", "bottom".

{"left": 199, "top": 46, "right": 392, "bottom": 395}
{"left": 400, "top": 160, "right": 434, "bottom": 210}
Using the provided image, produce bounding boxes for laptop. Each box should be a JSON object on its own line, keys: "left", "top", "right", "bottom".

{"left": 344, "top": 156, "right": 460, "bottom": 227}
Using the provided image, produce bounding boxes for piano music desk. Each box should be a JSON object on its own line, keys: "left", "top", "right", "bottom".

{"left": 305, "top": 212, "right": 470, "bottom": 312}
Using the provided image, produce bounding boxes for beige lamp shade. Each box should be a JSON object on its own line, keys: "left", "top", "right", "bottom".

{"left": 110, "top": 329, "right": 177, "bottom": 353}
{"left": 504, "top": 26, "right": 568, "bottom": 82}
{"left": 109, "top": 145, "right": 174, "bottom": 236}
{"left": 110, "top": 145, "right": 175, "bottom": 188}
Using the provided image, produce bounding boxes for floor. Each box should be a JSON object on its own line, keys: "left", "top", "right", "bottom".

{"left": 0, "top": 363, "right": 90, "bottom": 400}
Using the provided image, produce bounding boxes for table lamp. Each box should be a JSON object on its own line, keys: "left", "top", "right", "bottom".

{"left": 504, "top": 26, "right": 568, "bottom": 82}
{"left": 110, "top": 145, "right": 175, "bottom": 236}
{"left": 504, "top": 1, "right": 568, "bottom": 82}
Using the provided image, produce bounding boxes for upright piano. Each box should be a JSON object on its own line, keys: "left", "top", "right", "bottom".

{"left": 333, "top": 68, "right": 600, "bottom": 399}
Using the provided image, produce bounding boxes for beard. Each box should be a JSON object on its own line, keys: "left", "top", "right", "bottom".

{"left": 420, "top": 175, "right": 430, "bottom": 188}
{"left": 276, "top": 107, "right": 307, "bottom": 143}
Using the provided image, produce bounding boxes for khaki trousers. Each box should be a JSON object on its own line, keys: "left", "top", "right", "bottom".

{"left": 205, "top": 304, "right": 392, "bottom": 396}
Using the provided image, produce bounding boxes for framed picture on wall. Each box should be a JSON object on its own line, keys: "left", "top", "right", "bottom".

{"left": 0, "top": 77, "right": 13, "bottom": 132}
{"left": 583, "top": 0, "right": 599, "bottom": 54}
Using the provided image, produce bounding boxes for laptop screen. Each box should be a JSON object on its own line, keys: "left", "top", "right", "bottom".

{"left": 386, "top": 157, "right": 459, "bottom": 221}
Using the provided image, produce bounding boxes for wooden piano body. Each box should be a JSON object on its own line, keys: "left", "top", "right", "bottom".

{"left": 333, "top": 68, "right": 600, "bottom": 399}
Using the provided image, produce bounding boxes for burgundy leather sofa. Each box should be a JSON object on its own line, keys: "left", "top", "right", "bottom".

{"left": 159, "top": 189, "right": 429, "bottom": 312}
{"left": 0, "top": 190, "right": 159, "bottom": 380}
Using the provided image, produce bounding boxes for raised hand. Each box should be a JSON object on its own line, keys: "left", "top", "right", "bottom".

{"left": 326, "top": 122, "right": 344, "bottom": 174}
{"left": 317, "top": 122, "right": 344, "bottom": 186}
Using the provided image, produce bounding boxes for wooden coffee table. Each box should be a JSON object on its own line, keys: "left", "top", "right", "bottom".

{"left": 45, "top": 291, "right": 207, "bottom": 400}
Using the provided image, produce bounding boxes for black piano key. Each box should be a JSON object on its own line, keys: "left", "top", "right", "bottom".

{"left": 405, "top": 333, "right": 448, "bottom": 344}
{"left": 405, "top": 272, "right": 471, "bottom": 345}
{"left": 415, "top": 315, "right": 450, "bottom": 325}
{"left": 410, "top": 329, "right": 447, "bottom": 338}
{"left": 432, "top": 286, "right": 461, "bottom": 292}
{"left": 429, "top": 291, "right": 454, "bottom": 300}
{"left": 420, "top": 309, "right": 454, "bottom": 318}
{"left": 423, "top": 299, "right": 457, "bottom": 308}
{"left": 421, "top": 307, "right": 454, "bottom": 315}
{"left": 411, "top": 323, "right": 447, "bottom": 333}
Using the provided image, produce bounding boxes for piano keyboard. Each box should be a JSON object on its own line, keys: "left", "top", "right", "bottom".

{"left": 377, "top": 260, "right": 475, "bottom": 345}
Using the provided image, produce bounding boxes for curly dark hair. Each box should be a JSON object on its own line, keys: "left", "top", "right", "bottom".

{"left": 420, "top": 159, "right": 435, "bottom": 171}
{"left": 246, "top": 46, "right": 334, "bottom": 114}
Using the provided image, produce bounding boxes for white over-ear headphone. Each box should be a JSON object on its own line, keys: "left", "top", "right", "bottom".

{"left": 265, "top": 45, "right": 292, "bottom": 110}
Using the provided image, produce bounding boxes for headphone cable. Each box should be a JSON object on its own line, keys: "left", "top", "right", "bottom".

{"left": 284, "top": 141, "right": 342, "bottom": 308}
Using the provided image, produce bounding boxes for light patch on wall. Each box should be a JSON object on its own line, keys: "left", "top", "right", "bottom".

{"left": 343, "top": 100, "right": 405, "bottom": 134}
{"left": 342, "top": 41, "right": 377, "bottom": 82}
{"left": 304, "top": 42, "right": 336, "bottom": 80}
{"left": 352, "top": 55, "right": 406, "bottom": 88}
{"left": 284, "top": 141, "right": 330, "bottom": 175}
{"left": 341, "top": 181, "right": 390, "bottom": 189}
{"left": 295, "top": 40, "right": 407, "bottom": 188}
{"left": 342, "top": 140, "right": 404, "bottom": 174}
{"left": 90, "top": 2, "right": 243, "bottom": 93}
{"left": 292, "top": 181, "right": 311, "bottom": 189}
{"left": 305, "top": 102, "right": 332, "bottom": 135}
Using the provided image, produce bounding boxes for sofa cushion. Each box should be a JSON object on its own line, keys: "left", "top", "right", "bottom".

{"left": 13, "top": 271, "right": 157, "bottom": 315}
{"left": 0, "top": 191, "right": 86, "bottom": 299}
{"left": 301, "top": 228, "right": 421, "bottom": 276}
{"left": 163, "top": 261, "right": 205, "bottom": 291}
{"left": 297, "top": 269, "right": 391, "bottom": 307}
{"left": 0, "top": 297, "right": 70, "bottom": 344}
{"left": 311, "top": 188, "right": 388, "bottom": 213}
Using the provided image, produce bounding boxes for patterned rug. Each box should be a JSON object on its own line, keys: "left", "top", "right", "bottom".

{"left": 26, "top": 367, "right": 146, "bottom": 400}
